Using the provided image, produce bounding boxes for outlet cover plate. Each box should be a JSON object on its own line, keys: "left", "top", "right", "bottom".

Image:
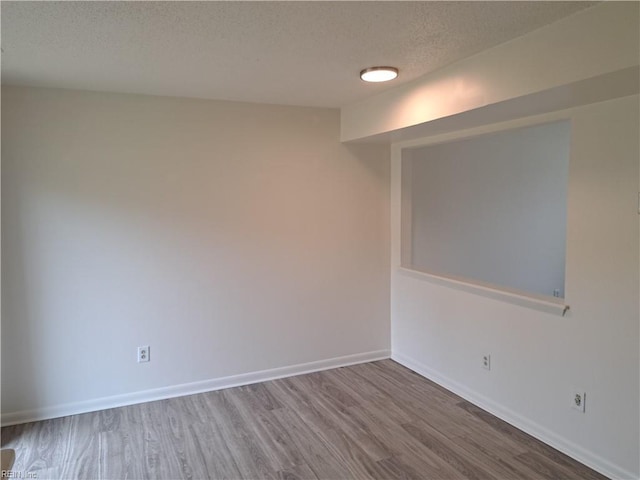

{"left": 571, "top": 389, "right": 586, "bottom": 412}
{"left": 482, "top": 354, "right": 491, "bottom": 370}
{"left": 138, "top": 346, "right": 150, "bottom": 363}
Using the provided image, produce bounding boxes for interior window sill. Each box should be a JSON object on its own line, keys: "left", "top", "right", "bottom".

{"left": 397, "top": 266, "right": 570, "bottom": 317}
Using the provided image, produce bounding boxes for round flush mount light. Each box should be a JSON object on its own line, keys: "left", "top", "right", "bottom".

{"left": 360, "top": 66, "right": 398, "bottom": 82}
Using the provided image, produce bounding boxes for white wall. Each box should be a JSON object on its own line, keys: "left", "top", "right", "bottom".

{"left": 407, "top": 121, "right": 570, "bottom": 298}
{"left": 391, "top": 95, "right": 639, "bottom": 479}
{"left": 1, "top": 86, "right": 390, "bottom": 421}
{"left": 340, "top": 3, "right": 639, "bottom": 477}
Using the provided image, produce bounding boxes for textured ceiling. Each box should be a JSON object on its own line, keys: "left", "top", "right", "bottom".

{"left": 1, "top": 1, "right": 597, "bottom": 108}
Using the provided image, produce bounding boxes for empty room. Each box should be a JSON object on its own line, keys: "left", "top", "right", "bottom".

{"left": 1, "top": 1, "right": 638, "bottom": 479}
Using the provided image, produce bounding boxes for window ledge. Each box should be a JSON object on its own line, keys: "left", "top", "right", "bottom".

{"left": 397, "top": 266, "right": 570, "bottom": 317}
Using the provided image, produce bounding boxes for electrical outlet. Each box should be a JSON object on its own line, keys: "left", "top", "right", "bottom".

{"left": 571, "top": 390, "right": 586, "bottom": 412}
{"left": 482, "top": 354, "right": 491, "bottom": 370}
{"left": 137, "top": 346, "right": 150, "bottom": 363}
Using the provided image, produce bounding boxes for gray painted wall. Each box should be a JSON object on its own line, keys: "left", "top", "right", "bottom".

{"left": 406, "top": 121, "right": 570, "bottom": 298}
{"left": 1, "top": 86, "right": 391, "bottom": 419}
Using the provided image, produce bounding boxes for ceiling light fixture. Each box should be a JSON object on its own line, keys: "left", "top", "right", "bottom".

{"left": 360, "top": 66, "right": 398, "bottom": 83}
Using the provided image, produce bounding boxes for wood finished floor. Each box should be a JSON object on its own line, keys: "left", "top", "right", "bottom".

{"left": 1, "top": 360, "right": 607, "bottom": 480}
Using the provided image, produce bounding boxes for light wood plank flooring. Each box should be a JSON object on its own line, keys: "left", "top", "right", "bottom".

{"left": 1, "top": 360, "right": 607, "bottom": 479}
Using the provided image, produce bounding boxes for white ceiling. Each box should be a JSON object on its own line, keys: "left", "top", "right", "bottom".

{"left": 1, "top": 1, "right": 597, "bottom": 108}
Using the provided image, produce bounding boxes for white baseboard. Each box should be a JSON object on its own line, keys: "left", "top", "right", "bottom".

{"left": 1, "top": 349, "right": 390, "bottom": 427}
{"left": 392, "top": 352, "right": 638, "bottom": 480}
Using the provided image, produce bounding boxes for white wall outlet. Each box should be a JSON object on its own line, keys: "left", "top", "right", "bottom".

{"left": 482, "top": 354, "right": 491, "bottom": 370}
{"left": 137, "top": 346, "right": 150, "bottom": 363}
{"left": 571, "top": 390, "right": 586, "bottom": 412}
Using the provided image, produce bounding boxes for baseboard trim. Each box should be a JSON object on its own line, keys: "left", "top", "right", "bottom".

{"left": 1, "top": 349, "right": 390, "bottom": 427}
{"left": 392, "top": 352, "right": 638, "bottom": 480}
